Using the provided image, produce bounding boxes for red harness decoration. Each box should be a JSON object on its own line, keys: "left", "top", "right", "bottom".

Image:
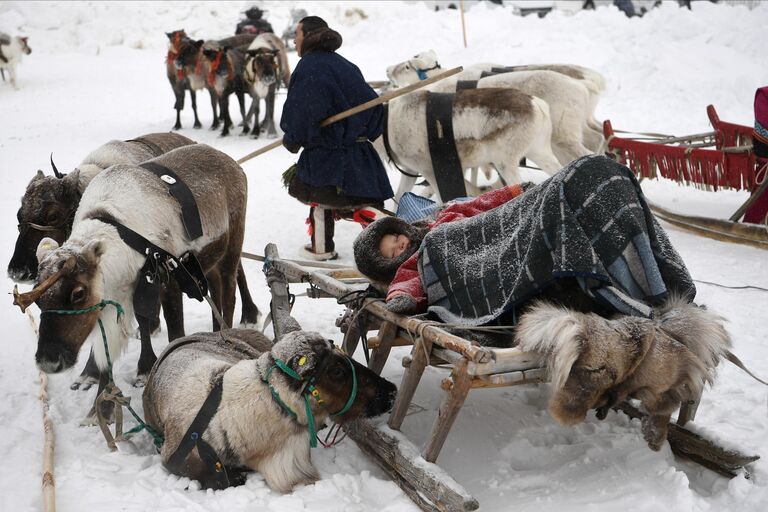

{"left": 207, "top": 51, "right": 233, "bottom": 87}
{"left": 605, "top": 105, "right": 760, "bottom": 193}
{"left": 168, "top": 32, "right": 185, "bottom": 81}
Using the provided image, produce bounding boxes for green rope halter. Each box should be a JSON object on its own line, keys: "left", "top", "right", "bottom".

{"left": 41, "top": 300, "right": 165, "bottom": 447}
{"left": 262, "top": 354, "right": 358, "bottom": 449}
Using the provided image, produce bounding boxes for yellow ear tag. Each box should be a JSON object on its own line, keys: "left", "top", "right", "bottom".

{"left": 298, "top": 355, "right": 307, "bottom": 366}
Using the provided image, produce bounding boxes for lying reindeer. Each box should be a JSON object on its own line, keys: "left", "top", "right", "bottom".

{"left": 0, "top": 32, "right": 31, "bottom": 89}
{"left": 16, "top": 144, "right": 248, "bottom": 423}
{"left": 515, "top": 295, "right": 732, "bottom": 451}
{"left": 376, "top": 87, "right": 563, "bottom": 204}
{"left": 143, "top": 328, "right": 397, "bottom": 491}
{"left": 243, "top": 32, "right": 291, "bottom": 138}
{"left": 387, "top": 52, "right": 599, "bottom": 163}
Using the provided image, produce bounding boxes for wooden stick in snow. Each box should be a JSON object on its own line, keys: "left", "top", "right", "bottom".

{"left": 26, "top": 309, "right": 56, "bottom": 512}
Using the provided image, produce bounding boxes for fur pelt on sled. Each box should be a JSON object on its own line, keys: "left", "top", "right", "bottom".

{"left": 515, "top": 295, "right": 731, "bottom": 451}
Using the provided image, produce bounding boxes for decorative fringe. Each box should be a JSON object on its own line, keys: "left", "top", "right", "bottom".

{"left": 604, "top": 106, "right": 762, "bottom": 193}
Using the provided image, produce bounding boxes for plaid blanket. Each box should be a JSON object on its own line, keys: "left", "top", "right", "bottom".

{"left": 419, "top": 155, "right": 696, "bottom": 325}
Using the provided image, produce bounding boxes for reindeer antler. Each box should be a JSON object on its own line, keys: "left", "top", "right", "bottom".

{"left": 12, "top": 257, "right": 75, "bottom": 313}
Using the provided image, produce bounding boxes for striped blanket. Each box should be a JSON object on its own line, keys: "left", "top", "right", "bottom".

{"left": 419, "top": 155, "right": 696, "bottom": 325}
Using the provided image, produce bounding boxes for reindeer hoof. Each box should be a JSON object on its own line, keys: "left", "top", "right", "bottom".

{"left": 193, "top": 121, "right": 202, "bottom": 129}
{"left": 70, "top": 374, "right": 99, "bottom": 391}
{"left": 132, "top": 374, "right": 149, "bottom": 388}
{"left": 173, "top": 124, "right": 182, "bottom": 131}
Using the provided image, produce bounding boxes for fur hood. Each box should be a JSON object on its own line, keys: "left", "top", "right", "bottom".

{"left": 301, "top": 27, "right": 342, "bottom": 55}
{"left": 353, "top": 216, "right": 427, "bottom": 284}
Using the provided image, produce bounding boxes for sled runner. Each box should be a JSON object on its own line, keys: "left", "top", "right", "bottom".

{"left": 604, "top": 105, "right": 768, "bottom": 247}
{"left": 257, "top": 244, "right": 760, "bottom": 512}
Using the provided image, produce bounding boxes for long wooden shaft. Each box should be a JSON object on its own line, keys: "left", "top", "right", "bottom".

{"left": 236, "top": 66, "right": 463, "bottom": 165}
{"left": 460, "top": 0, "right": 468, "bottom": 48}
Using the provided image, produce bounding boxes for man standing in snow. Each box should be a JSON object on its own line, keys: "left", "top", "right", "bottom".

{"left": 280, "top": 16, "right": 393, "bottom": 261}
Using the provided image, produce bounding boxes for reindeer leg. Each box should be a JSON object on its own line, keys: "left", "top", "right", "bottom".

{"left": 220, "top": 95, "right": 231, "bottom": 137}
{"left": 237, "top": 91, "right": 249, "bottom": 134}
{"left": 162, "top": 281, "right": 186, "bottom": 342}
{"left": 134, "top": 315, "right": 156, "bottom": 387}
{"left": 209, "top": 88, "right": 220, "bottom": 130}
{"left": 208, "top": 269, "right": 224, "bottom": 330}
{"left": 265, "top": 84, "right": 277, "bottom": 137}
{"left": 190, "top": 89, "right": 202, "bottom": 129}
{"left": 251, "top": 97, "right": 261, "bottom": 138}
{"left": 237, "top": 260, "right": 260, "bottom": 325}
{"left": 173, "top": 86, "right": 184, "bottom": 130}
{"left": 70, "top": 347, "right": 100, "bottom": 391}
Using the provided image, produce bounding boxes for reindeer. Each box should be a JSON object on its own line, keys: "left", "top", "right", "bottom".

{"left": 376, "top": 88, "right": 563, "bottom": 204}
{"left": 387, "top": 55, "right": 598, "bottom": 164}
{"left": 388, "top": 51, "right": 606, "bottom": 153}
{"left": 0, "top": 32, "right": 31, "bottom": 89}
{"left": 14, "top": 144, "right": 248, "bottom": 423}
{"left": 166, "top": 31, "right": 256, "bottom": 130}
{"left": 242, "top": 32, "right": 291, "bottom": 138}
{"left": 515, "top": 296, "right": 731, "bottom": 451}
{"left": 143, "top": 328, "right": 396, "bottom": 491}
{"left": 201, "top": 42, "right": 252, "bottom": 137}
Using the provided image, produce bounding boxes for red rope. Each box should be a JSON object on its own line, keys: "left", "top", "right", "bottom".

{"left": 207, "top": 51, "right": 234, "bottom": 87}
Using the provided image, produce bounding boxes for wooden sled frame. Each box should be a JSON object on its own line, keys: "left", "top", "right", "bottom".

{"left": 260, "top": 243, "right": 759, "bottom": 511}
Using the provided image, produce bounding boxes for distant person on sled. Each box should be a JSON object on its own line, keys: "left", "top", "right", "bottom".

{"left": 281, "top": 16, "right": 393, "bottom": 261}
{"left": 353, "top": 155, "right": 696, "bottom": 327}
{"left": 235, "top": 6, "right": 274, "bottom": 36}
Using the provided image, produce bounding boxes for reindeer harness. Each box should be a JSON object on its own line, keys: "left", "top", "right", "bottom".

{"left": 162, "top": 338, "right": 358, "bottom": 489}
{"left": 94, "top": 161, "right": 207, "bottom": 321}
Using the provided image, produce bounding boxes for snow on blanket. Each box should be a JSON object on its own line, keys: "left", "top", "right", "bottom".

{"left": 420, "top": 155, "right": 697, "bottom": 325}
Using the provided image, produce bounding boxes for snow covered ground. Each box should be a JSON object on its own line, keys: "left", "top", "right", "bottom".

{"left": 1, "top": 1, "right": 767, "bottom": 511}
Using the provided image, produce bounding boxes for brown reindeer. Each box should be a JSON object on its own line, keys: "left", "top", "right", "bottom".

{"left": 515, "top": 296, "right": 731, "bottom": 450}
{"left": 168, "top": 31, "right": 257, "bottom": 130}
{"left": 201, "top": 42, "right": 251, "bottom": 137}
{"left": 15, "top": 144, "right": 248, "bottom": 423}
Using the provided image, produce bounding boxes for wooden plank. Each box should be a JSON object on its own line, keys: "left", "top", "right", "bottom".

{"left": 264, "top": 244, "right": 293, "bottom": 340}
{"left": 345, "top": 419, "right": 479, "bottom": 512}
{"left": 389, "top": 336, "right": 433, "bottom": 431}
{"left": 432, "top": 347, "right": 541, "bottom": 376}
{"left": 616, "top": 403, "right": 759, "bottom": 478}
{"left": 369, "top": 321, "right": 398, "bottom": 375}
{"left": 422, "top": 358, "right": 473, "bottom": 462}
{"left": 471, "top": 368, "right": 546, "bottom": 389}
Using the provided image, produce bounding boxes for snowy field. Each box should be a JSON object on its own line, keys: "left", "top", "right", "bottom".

{"left": 1, "top": 1, "right": 767, "bottom": 511}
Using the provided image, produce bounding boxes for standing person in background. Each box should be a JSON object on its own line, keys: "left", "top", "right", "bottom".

{"left": 280, "top": 16, "right": 393, "bottom": 261}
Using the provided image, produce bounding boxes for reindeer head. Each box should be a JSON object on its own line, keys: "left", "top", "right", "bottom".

{"left": 386, "top": 50, "right": 440, "bottom": 87}
{"left": 166, "top": 30, "right": 188, "bottom": 54}
{"left": 547, "top": 315, "right": 655, "bottom": 425}
{"left": 17, "top": 36, "right": 31, "bottom": 55}
{"left": 244, "top": 48, "right": 279, "bottom": 86}
{"left": 20, "top": 238, "right": 106, "bottom": 374}
{"left": 271, "top": 331, "right": 397, "bottom": 421}
{"left": 174, "top": 39, "right": 203, "bottom": 72}
{"left": 9, "top": 169, "right": 82, "bottom": 282}
{"left": 202, "top": 45, "right": 233, "bottom": 87}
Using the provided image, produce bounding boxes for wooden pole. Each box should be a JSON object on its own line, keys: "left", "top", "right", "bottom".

{"left": 236, "top": 66, "right": 464, "bottom": 165}
{"left": 26, "top": 310, "right": 56, "bottom": 512}
{"left": 460, "top": 0, "right": 468, "bottom": 48}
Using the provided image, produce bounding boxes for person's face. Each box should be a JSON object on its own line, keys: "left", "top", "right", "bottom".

{"left": 294, "top": 23, "right": 305, "bottom": 57}
{"left": 379, "top": 234, "right": 410, "bottom": 260}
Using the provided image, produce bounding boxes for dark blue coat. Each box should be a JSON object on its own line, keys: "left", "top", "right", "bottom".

{"left": 280, "top": 51, "right": 393, "bottom": 201}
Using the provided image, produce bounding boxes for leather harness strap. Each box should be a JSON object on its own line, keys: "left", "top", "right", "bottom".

{"left": 165, "top": 375, "right": 231, "bottom": 490}
{"left": 92, "top": 216, "right": 208, "bottom": 320}
{"left": 139, "top": 161, "right": 204, "bottom": 240}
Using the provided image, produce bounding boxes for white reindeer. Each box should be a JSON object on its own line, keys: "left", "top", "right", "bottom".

{"left": 387, "top": 50, "right": 606, "bottom": 155}
{"left": 387, "top": 51, "right": 602, "bottom": 158}
{"left": 377, "top": 87, "right": 562, "bottom": 204}
{"left": 0, "top": 33, "right": 31, "bottom": 89}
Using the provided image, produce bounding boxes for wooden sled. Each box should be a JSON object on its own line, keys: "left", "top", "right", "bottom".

{"left": 259, "top": 243, "right": 759, "bottom": 511}
{"left": 604, "top": 105, "right": 768, "bottom": 246}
